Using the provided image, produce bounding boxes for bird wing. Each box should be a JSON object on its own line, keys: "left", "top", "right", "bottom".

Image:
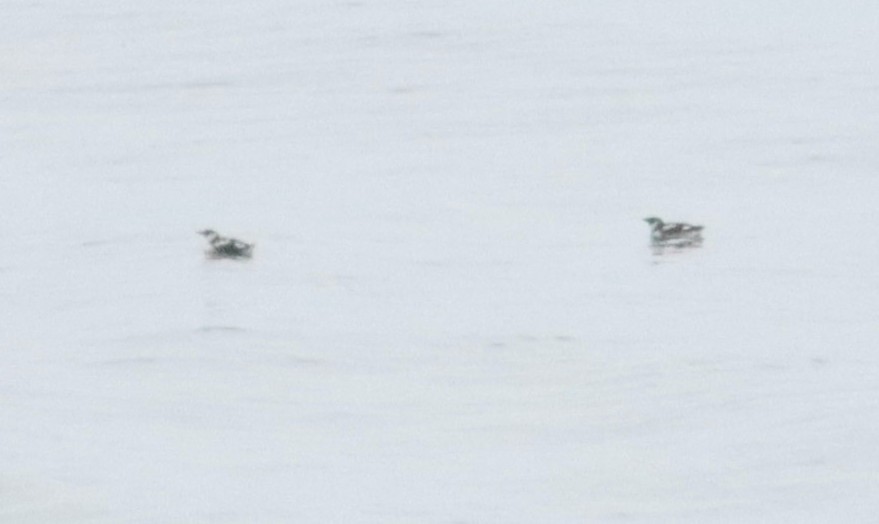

{"left": 663, "top": 223, "right": 702, "bottom": 234}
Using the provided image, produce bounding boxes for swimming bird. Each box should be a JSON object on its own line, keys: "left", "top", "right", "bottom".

{"left": 644, "top": 217, "right": 703, "bottom": 246}
{"left": 198, "top": 229, "right": 254, "bottom": 259}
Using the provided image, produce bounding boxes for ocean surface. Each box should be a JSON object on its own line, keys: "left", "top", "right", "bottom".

{"left": 2, "top": 1, "right": 879, "bottom": 522}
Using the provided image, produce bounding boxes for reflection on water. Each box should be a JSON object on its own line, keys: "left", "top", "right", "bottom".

{"left": 650, "top": 237, "right": 703, "bottom": 257}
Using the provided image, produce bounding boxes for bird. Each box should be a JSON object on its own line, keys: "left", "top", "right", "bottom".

{"left": 643, "top": 217, "right": 703, "bottom": 246}
{"left": 198, "top": 229, "right": 254, "bottom": 259}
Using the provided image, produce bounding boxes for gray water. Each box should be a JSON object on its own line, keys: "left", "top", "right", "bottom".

{"left": 3, "top": 1, "right": 879, "bottom": 521}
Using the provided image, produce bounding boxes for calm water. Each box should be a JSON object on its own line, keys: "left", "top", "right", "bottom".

{"left": 2, "top": 1, "right": 879, "bottom": 521}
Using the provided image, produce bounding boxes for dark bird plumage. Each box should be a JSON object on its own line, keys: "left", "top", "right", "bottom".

{"left": 198, "top": 229, "right": 254, "bottom": 259}
{"left": 644, "top": 217, "right": 703, "bottom": 246}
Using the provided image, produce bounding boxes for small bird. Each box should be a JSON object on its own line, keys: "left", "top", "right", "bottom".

{"left": 643, "top": 217, "right": 703, "bottom": 246}
{"left": 198, "top": 229, "right": 254, "bottom": 259}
